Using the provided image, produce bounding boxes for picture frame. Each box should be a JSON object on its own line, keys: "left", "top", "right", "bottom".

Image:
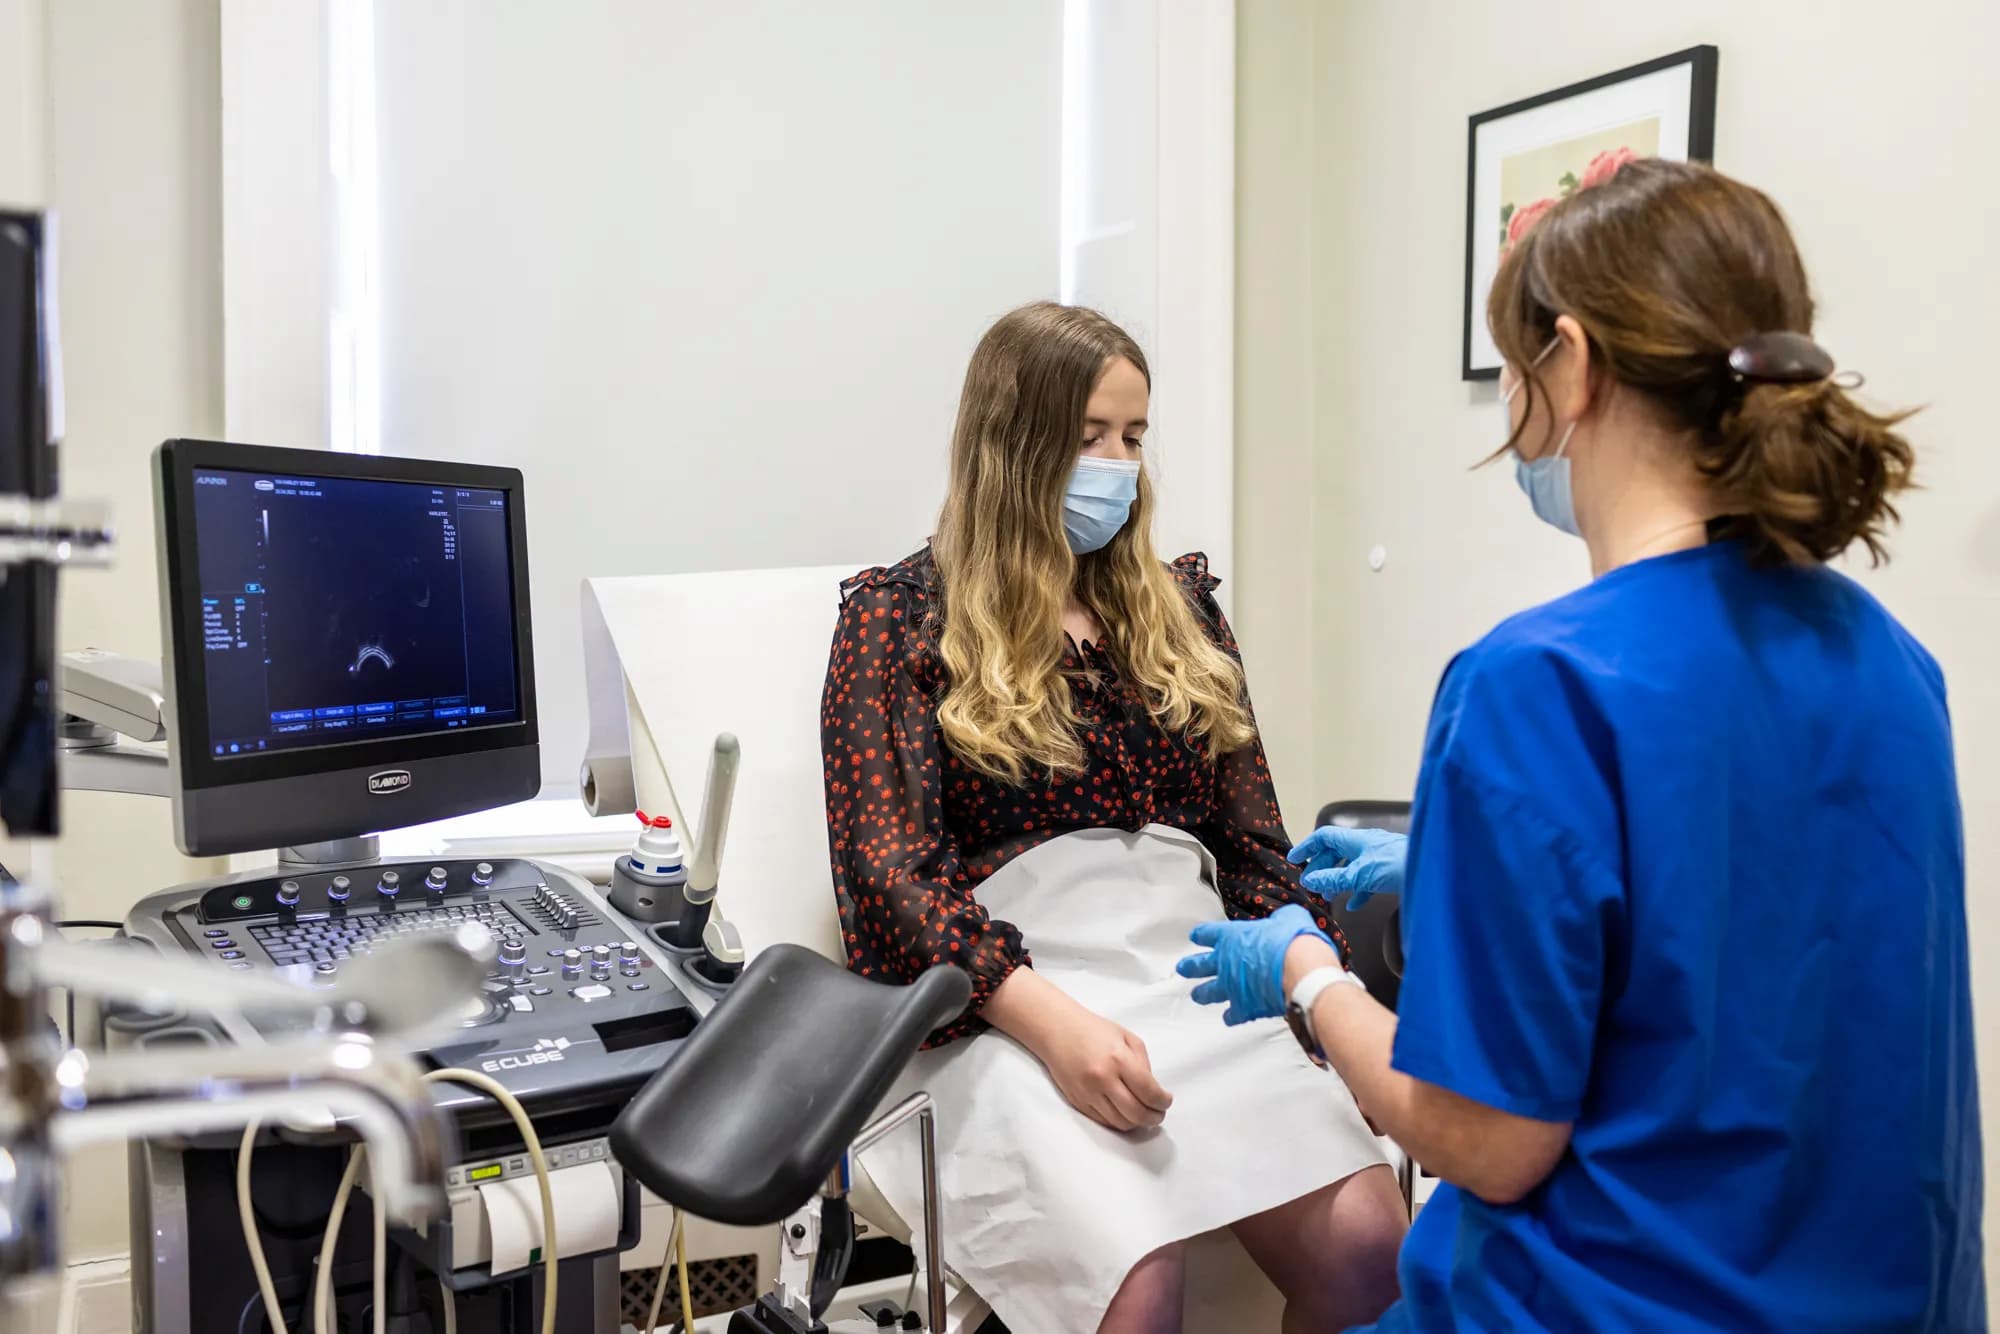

{"left": 1462, "top": 45, "right": 1719, "bottom": 381}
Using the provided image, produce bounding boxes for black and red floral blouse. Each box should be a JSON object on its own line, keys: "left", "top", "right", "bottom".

{"left": 820, "top": 547, "right": 1341, "bottom": 1046}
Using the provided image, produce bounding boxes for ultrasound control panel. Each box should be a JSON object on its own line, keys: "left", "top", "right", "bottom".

{"left": 123, "top": 857, "right": 698, "bottom": 1118}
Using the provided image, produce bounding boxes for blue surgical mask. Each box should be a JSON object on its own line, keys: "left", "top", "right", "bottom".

{"left": 1063, "top": 456, "right": 1141, "bottom": 554}
{"left": 1503, "top": 341, "right": 1581, "bottom": 537}
{"left": 1513, "top": 423, "right": 1580, "bottom": 537}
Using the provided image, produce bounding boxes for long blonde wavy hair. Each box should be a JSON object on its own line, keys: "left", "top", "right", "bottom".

{"left": 931, "top": 302, "right": 1254, "bottom": 783}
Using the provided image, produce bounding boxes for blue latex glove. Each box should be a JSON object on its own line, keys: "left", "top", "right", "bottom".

{"left": 1176, "top": 903, "right": 1332, "bottom": 1026}
{"left": 1288, "top": 826, "right": 1408, "bottom": 911}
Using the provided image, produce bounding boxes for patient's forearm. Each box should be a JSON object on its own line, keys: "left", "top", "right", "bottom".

{"left": 983, "top": 961, "right": 1174, "bottom": 1132}
{"left": 982, "top": 964, "right": 1073, "bottom": 1053}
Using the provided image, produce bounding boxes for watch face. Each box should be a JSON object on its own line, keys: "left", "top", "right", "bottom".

{"left": 1285, "top": 1003, "right": 1330, "bottom": 1069}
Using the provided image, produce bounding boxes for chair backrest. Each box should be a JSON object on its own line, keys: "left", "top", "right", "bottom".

{"left": 589, "top": 564, "right": 867, "bottom": 962}
{"left": 1314, "top": 799, "right": 1412, "bottom": 1011}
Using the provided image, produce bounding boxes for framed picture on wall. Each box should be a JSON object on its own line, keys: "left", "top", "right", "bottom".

{"left": 1462, "top": 45, "right": 1719, "bottom": 381}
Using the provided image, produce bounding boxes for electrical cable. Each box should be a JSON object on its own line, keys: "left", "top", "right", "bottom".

{"left": 439, "top": 1276, "right": 456, "bottom": 1334}
{"left": 301, "top": 1069, "right": 556, "bottom": 1334}
{"left": 229, "top": 1062, "right": 555, "bottom": 1334}
{"left": 52, "top": 918, "right": 122, "bottom": 930}
{"left": 642, "top": 1209, "right": 681, "bottom": 1334}
{"left": 372, "top": 1170, "right": 387, "bottom": 1334}
{"left": 421, "top": 1067, "right": 558, "bottom": 1334}
{"left": 305, "top": 1148, "right": 394, "bottom": 1334}
{"left": 314, "top": 1146, "right": 365, "bottom": 1334}
{"left": 236, "top": 1120, "right": 290, "bottom": 1334}
{"left": 675, "top": 1216, "right": 693, "bottom": 1334}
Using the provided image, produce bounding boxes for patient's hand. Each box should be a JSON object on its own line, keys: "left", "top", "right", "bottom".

{"left": 1041, "top": 1009, "right": 1175, "bottom": 1133}
{"left": 985, "top": 966, "right": 1174, "bottom": 1133}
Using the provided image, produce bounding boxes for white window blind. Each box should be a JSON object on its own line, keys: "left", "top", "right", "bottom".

{"left": 378, "top": 1, "right": 1064, "bottom": 789}
{"left": 221, "top": 0, "right": 1233, "bottom": 798}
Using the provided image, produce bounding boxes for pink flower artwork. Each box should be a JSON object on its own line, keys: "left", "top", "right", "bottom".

{"left": 1579, "top": 146, "right": 1639, "bottom": 190}
{"left": 1504, "top": 197, "right": 1557, "bottom": 253}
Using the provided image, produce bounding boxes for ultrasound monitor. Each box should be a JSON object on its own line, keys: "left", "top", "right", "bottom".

{"left": 155, "top": 439, "right": 540, "bottom": 855}
{"left": 1, "top": 209, "right": 59, "bottom": 837}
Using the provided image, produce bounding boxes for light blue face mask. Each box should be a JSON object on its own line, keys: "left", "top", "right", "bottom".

{"left": 1062, "top": 456, "right": 1141, "bottom": 554}
{"left": 1504, "top": 341, "right": 1582, "bottom": 537}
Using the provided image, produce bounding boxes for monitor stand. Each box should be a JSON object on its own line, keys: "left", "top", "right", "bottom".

{"left": 277, "top": 836, "right": 380, "bottom": 870}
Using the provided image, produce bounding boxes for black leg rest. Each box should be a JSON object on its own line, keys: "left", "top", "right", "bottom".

{"left": 609, "top": 945, "right": 971, "bottom": 1227}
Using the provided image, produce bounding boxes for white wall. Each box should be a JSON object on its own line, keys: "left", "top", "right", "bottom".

{"left": 1230, "top": 0, "right": 1317, "bottom": 825}
{"left": 0, "top": 0, "right": 45, "bottom": 200}
{"left": 1231, "top": 0, "right": 1999, "bottom": 1306}
{"left": 0, "top": 0, "right": 230, "bottom": 1263}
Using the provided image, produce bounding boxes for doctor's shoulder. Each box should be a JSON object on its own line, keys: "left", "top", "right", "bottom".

{"left": 1421, "top": 597, "right": 1622, "bottom": 770}
{"left": 1791, "top": 558, "right": 1951, "bottom": 709}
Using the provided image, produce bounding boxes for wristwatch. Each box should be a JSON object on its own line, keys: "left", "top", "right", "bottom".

{"left": 1285, "top": 965, "right": 1366, "bottom": 1069}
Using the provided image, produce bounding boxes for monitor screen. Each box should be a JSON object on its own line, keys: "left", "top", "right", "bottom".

{"left": 187, "top": 469, "right": 520, "bottom": 758}
{"left": 157, "top": 439, "right": 540, "bottom": 856}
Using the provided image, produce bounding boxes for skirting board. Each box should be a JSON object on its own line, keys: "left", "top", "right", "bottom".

{"left": 46, "top": 1256, "right": 131, "bottom": 1334}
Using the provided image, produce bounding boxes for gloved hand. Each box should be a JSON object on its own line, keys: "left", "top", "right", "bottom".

{"left": 1177, "top": 903, "right": 1331, "bottom": 1026}
{"left": 1288, "top": 826, "right": 1408, "bottom": 911}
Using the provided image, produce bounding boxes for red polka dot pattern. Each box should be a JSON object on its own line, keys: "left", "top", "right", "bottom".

{"left": 820, "top": 547, "right": 1347, "bottom": 1047}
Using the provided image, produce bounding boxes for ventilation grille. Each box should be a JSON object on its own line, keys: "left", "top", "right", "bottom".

{"left": 620, "top": 1252, "right": 760, "bottom": 1328}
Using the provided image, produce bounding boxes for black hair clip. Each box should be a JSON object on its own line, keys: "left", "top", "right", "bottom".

{"left": 1727, "top": 331, "right": 1836, "bottom": 384}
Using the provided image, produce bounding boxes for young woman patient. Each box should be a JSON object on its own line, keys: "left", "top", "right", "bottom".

{"left": 821, "top": 303, "right": 1404, "bottom": 1334}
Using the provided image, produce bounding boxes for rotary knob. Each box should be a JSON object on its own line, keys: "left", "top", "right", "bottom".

{"left": 618, "top": 940, "right": 640, "bottom": 963}
{"left": 499, "top": 938, "right": 527, "bottom": 966}
{"left": 471, "top": 861, "right": 495, "bottom": 887}
{"left": 327, "top": 875, "right": 352, "bottom": 903}
{"left": 376, "top": 871, "right": 401, "bottom": 899}
{"left": 589, "top": 945, "right": 612, "bottom": 981}
{"left": 560, "top": 948, "right": 583, "bottom": 981}
{"left": 425, "top": 866, "right": 449, "bottom": 895}
{"left": 276, "top": 880, "right": 302, "bottom": 908}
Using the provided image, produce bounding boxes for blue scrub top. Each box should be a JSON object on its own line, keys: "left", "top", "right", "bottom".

{"left": 1358, "top": 542, "right": 1984, "bottom": 1333}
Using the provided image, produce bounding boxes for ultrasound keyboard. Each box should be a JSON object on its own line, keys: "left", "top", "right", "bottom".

{"left": 241, "top": 898, "right": 527, "bottom": 971}
{"left": 123, "top": 856, "right": 697, "bottom": 1117}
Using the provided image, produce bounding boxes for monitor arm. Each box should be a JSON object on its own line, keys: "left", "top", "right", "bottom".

{"left": 57, "top": 648, "right": 169, "bottom": 798}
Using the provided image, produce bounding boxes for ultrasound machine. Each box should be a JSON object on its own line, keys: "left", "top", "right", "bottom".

{"left": 18, "top": 435, "right": 969, "bottom": 1333}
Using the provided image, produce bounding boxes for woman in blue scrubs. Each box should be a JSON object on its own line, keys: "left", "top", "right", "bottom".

{"left": 1180, "top": 158, "right": 1984, "bottom": 1331}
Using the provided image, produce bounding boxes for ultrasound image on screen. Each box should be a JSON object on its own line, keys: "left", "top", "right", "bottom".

{"left": 188, "top": 469, "right": 519, "bottom": 758}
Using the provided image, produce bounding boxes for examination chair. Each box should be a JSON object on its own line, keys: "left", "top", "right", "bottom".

{"left": 584, "top": 565, "right": 1298, "bottom": 1329}
{"left": 612, "top": 945, "right": 971, "bottom": 1332}
{"left": 1315, "top": 798, "right": 1419, "bottom": 1211}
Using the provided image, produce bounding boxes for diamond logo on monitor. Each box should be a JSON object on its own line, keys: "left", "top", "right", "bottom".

{"left": 367, "top": 769, "right": 413, "bottom": 796}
